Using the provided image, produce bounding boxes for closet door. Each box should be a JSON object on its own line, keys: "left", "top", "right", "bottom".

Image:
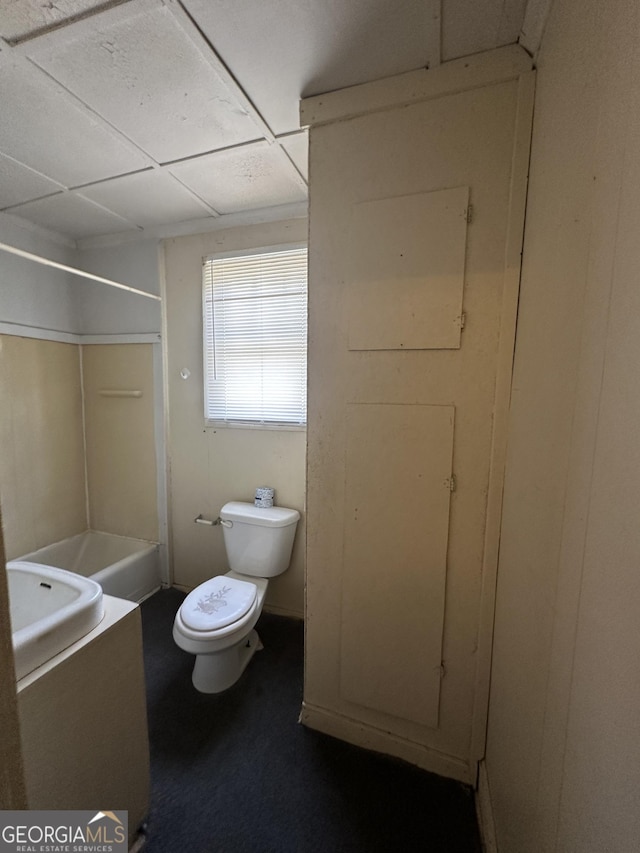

{"left": 341, "top": 402, "right": 454, "bottom": 729}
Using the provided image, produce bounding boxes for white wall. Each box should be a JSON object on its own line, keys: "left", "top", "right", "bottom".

{"left": 0, "top": 217, "right": 161, "bottom": 336}
{"left": 0, "top": 214, "right": 78, "bottom": 333}
{"left": 485, "top": 0, "right": 640, "bottom": 850}
{"left": 76, "top": 241, "right": 161, "bottom": 334}
{"left": 163, "top": 219, "right": 307, "bottom": 617}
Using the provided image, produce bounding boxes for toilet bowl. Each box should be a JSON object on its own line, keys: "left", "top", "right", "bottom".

{"left": 173, "top": 571, "right": 268, "bottom": 693}
{"left": 173, "top": 501, "right": 299, "bottom": 693}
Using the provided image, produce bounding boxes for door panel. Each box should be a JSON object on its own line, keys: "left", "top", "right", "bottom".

{"left": 348, "top": 187, "right": 469, "bottom": 351}
{"left": 341, "top": 403, "right": 454, "bottom": 728}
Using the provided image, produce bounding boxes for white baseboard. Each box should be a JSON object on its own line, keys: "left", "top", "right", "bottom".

{"left": 300, "top": 701, "right": 474, "bottom": 784}
{"left": 476, "top": 759, "right": 498, "bottom": 853}
{"left": 263, "top": 602, "right": 303, "bottom": 620}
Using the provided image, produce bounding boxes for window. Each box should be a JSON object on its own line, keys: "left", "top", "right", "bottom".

{"left": 203, "top": 246, "right": 308, "bottom": 427}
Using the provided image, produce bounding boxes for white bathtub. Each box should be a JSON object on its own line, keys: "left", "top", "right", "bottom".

{"left": 17, "top": 531, "right": 161, "bottom": 603}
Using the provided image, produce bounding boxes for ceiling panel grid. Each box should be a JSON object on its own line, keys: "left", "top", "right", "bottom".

{"left": 0, "top": 0, "right": 530, "bottom": 242}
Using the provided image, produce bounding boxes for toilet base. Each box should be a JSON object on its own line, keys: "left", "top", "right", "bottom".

{"left": 191, "top": 629, "right": 263, "bottom": 693}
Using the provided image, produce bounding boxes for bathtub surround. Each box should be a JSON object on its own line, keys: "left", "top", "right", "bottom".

{"left": 141, "top": 588, "right": 481, "bottom": 852}
{"left": 0, "top": 335, "right": 160, "bottom": 561}
{"left": 0, "top": 218, "right": 166, "bottom": 561}
{"left": 82, "top": 343, "right": 159, "bottom": 542}
{"left": 0, "top": 335, "right": 86, "bottom": 559}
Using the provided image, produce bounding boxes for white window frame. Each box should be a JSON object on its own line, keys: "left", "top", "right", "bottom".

{"left": 202, "top": 243, "right": 308, "bottom": 430}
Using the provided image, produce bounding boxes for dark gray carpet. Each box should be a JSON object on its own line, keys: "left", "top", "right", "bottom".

{"left": 139, "top": 588, "right": 481, "bottom": 853}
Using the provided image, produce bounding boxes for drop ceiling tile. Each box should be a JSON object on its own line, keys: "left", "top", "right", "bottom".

{"left": 170, "top": 142, "right": 307, "bottom": 215}
{"left": 9, "top": 193, "right": 139, "bottom": 239}
{"left": 442, "top": 0, "right": 528, "bottom": 60}
{"left": 0, "top": 153, "right": 64, "bottom": 208}
{"left": 182, "top": 0, "right": 431, "bottom": 135}
{"left": 78, "top": 169, "right": 212, "bottom": 227}
{"left": 280, "top": 133, "right": 308, "bottom": 181}
{"left": 0, "top": 0, "right": 107, "bottom": 42}
{"left": 0, "top": 62, "right": 149, "bottom": 187}
{"left": 34, "top": 5, "right": 262, "bottom": 163}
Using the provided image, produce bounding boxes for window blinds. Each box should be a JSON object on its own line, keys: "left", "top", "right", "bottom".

{"left": 203, "top": 246, "right": 308, "bottom": 426}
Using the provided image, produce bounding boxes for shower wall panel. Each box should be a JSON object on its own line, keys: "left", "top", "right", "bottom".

{"left": 0, "top": 335, "right": 86, "bottom": 559}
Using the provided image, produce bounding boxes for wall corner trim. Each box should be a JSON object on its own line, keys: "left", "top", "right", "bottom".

{"left": 476, "top": 760, "right": 499, "bottom": 852}
{"left": 80, "top": 333, "right": 162, "bottom": 345}
{"left": 300, "top": 44, "right": 533, "bottom": 129}
{"left": 519, "top": 0, "right": 554, "bottom": 59}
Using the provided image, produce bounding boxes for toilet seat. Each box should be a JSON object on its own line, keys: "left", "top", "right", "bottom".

{"left": 173, "top": 573, "right": 268, "bottom": 657}
{"left": 180, "top": 575, "right": 257, "bottom": 632}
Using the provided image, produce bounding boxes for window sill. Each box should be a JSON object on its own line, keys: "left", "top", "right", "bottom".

{"left": 205, "top": 420, "right": 307, "bottom": 433}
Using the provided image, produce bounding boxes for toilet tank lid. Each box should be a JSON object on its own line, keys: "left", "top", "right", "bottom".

{"left": 220, "top": 501, "right": 300, "bottom": 528}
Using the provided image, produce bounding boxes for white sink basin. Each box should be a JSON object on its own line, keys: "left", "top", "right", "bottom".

{"left": 7, "top": 561, "right": 105, "bottom": 680}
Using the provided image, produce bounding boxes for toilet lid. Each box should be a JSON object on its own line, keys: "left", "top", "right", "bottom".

{"left": 181, "top": 576, "right": 257, "bottom": 631}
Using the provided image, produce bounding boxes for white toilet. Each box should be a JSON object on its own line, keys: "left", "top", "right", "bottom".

{"left": 173, "top": 501, "right": 300, "bottom": 693}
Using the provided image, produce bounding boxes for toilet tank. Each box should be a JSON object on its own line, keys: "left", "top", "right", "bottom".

{"left": 220, "top": 502, "right": 300, "bottom": 578}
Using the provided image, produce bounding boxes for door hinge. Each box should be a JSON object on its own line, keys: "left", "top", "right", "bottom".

{"left": 457, "top": 312, "right": 466, "bottom": 330}
{"left": 466, "top": 204, "right": 474, "bottom": 224}
{"left": 445, "top": 475, "right": 456, "bottom": 493}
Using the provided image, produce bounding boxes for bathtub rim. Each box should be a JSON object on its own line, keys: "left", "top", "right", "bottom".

{"left": 19, "top": 528, "right": 159, "bottom": 561}
{"left": 16, "top": 529, "right": 162, "bottom": 603}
